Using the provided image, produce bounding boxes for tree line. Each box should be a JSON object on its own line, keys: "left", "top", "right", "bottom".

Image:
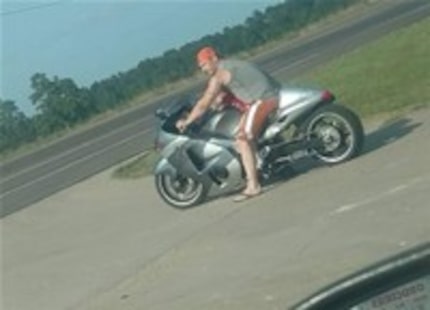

{"left": 1, "top": 0, "right": 359, "bottom": 154}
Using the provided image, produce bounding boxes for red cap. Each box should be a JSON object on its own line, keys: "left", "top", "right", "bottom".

{"left": 196, "top": 46, "right": 217, "bottom": 65}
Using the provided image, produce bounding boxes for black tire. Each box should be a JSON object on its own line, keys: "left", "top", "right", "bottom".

{"left": 155, "top": 172, "right": 207, "bottom": 209}
{"left": 300, "top": 104, "right": 364, "bottom": 164}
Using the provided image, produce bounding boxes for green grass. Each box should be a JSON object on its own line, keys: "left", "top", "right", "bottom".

{"left": 111, "top": 151, "right": 160, "bottom": 179}
{"left": 293, "top": 17, "right": 430, "bottom": 117}
{"left": 113, "top": 17, "right": 430, "bottom": 179}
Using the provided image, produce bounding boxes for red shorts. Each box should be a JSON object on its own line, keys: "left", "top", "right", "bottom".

{"left": 238, "top": 98, "right": 278, "bottom": 140}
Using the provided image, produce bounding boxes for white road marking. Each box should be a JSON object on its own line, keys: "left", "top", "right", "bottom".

{"left": 271, "top": 53, "right": 319, "bottom": 76}
{"left": 0, "top": 114, "right": 153, "bottom": 184}
{"left": 332, "top": 176, "right": 428, "bottom": 215}
{"left": 0, "top": 127, "right": 153, "bottom": 198}
{"left": 377, "top": 2, "right": 430, "bottom": 30}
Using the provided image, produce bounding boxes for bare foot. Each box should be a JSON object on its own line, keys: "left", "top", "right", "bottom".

{"left": 242, "top": 185, "right": 261, "bottom": 196}
{"left": 233, "top": 187, "right": 262, "bottom": 202}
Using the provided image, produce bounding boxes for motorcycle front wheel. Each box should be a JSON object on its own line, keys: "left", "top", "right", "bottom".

{"left": 302, "top": 104, "right": 364, "bottom": 164}
{"left": 155, "top": 172, "right": 207, "bottom": 209}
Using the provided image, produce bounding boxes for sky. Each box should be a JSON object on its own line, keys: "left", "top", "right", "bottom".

{"left": 1, "top": 0, "right": 280, "bottom": 116}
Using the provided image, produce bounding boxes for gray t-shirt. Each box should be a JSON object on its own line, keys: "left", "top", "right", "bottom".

{"left": 219, "top": 59, "right": 280, "bottom": 103}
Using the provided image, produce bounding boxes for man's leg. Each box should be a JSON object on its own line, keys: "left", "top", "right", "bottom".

{"left": 239, "top": 98, "right": 278, "bottom": 195}
{"left": 236, "top": 137, "right": 261, "bottom": 195}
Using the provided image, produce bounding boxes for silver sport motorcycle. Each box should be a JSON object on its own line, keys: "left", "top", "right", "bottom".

{"left": 153, "top": 86, "right": 364, "bottom": 209}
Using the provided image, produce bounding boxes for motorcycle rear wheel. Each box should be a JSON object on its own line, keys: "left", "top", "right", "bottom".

{"left": 301, "top": 104, "right": 364, "bottom": 164}
{"left": 155, "top": 172, "right": 207, "bottom": 209}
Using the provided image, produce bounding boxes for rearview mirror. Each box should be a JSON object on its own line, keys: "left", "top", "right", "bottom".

{"left": 290, "top": 242, "right": 430, "bottom": 310}
{"left": 155, "top": 108, "right": 168, "bottom": 120}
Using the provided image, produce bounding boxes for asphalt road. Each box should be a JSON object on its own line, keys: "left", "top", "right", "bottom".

{"left": 1, "top": 0, "right": 430, "bottom": 217}
{"left": 2, "top": 107, "right": 430, "bottom": 310}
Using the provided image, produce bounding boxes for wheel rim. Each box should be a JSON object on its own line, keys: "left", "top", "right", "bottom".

{"left": 157, "top": 173, "right": 203, "bottom": 207}
{"left": 307, "top": 112, "right": 355, "bottom": 163}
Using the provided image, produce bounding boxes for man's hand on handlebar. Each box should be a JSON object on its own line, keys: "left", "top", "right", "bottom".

{"left": 176, "top": 119, "right": 188, "bottom": 133}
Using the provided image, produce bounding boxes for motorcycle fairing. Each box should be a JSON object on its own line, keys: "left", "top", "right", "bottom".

{"left": 263, "top": 87, "right": 334, "bottom": 140}
{"left": 199, "top": 107, "right": 242, "bottom": 140}
{"left": 160, "top": 136, "right": 243, "bottom": 195}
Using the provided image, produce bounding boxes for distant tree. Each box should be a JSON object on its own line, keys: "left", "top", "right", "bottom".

{"left": 89, "top": 80, "right": 117, "bottom": 112}
{"left": 245, "top": 10, "right": 269, "bottom": 45}
{"left": 30, "top": 73, "right": 93, "bottom": 136}
{"left": 0, "top": 99, "right": 36, "bottom": 152}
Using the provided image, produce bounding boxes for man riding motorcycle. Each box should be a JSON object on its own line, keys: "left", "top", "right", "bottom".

{"left": 176, "top": 46, "right": 280, "bottom": 202}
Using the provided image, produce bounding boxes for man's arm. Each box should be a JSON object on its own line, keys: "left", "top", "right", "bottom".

{"left": 184, "top": 76, "right": 222, "bottom": 126}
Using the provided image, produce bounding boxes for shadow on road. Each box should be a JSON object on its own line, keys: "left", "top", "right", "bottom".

{"left": 253, "top": 117, "right": 423, "bottom": 195}
{"left": 362, "top": 117, "right": 422, "bottom": 155}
